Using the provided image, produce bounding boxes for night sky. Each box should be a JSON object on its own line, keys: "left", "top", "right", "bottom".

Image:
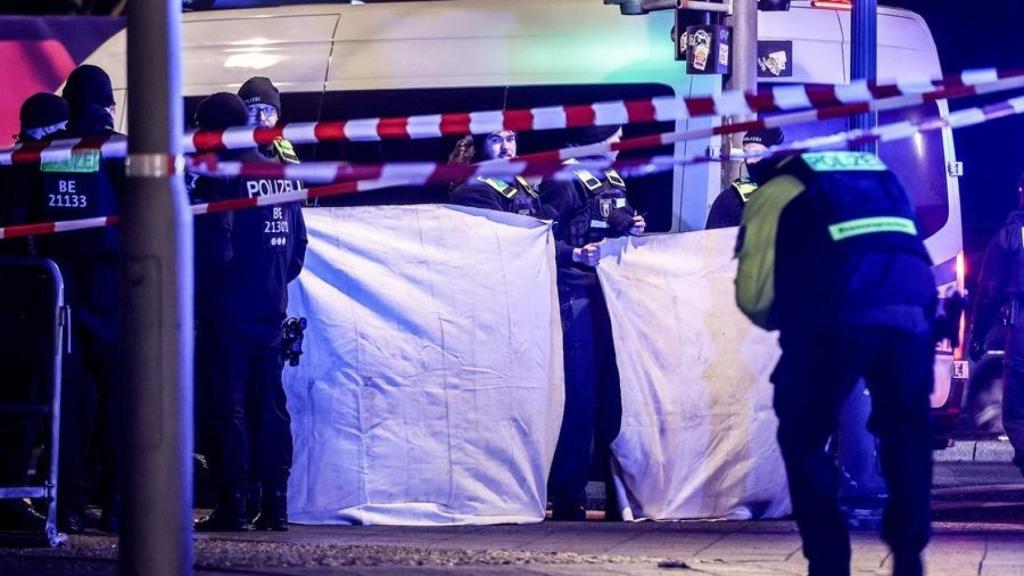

{"left": 888, "top": 0, "right": 1024, "bottom": 284}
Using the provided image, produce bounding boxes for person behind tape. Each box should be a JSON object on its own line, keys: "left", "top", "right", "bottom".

{"left": 538, "top": 125, "right": 645, "bottom": 521}
{"left": 32, "top": 64, "right": 125, "bottom": 533}
{"left": 735, "top": 150, "right": 936, "bottom": 576}
{"left": 1, "top": 92, "right": 68, "bottom": 258}
{"left": 450, "top": 130, "right": 546, "bottom": 217}
{"left": 191, "top": 92, "right": 308, "bottom": 532}
{"left": 237, "top": 76, "right": 301, "bottom": 165}
{"left": 705, "top": 127, "right": 784, "bottom": 230}
{"left": 0, "top": 92, "right": 69, "bottom": 532}
{"left": 968, "top": 171, "right": 1024, "bottom": 478}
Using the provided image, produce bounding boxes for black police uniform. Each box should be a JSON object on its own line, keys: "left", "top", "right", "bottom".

{"left": 194, "top": 147, "right": 307, "bottom": 531}
{"left": 450, "top": 175, "right": 542, "bottom": 216}
{"left": 971, "top": 209, "right": 1024, "bottom": 474}
{"left": 736, "top": 151, "right": 935, "bottom": 576}
{"left": 33, "top": 105, "right": 124, "bottom": 532}
{"left": 539, "top": 163, "right": 636, "bottom": 520}
{"left": 705, "top": 178, "right": 757, "bottom": 230}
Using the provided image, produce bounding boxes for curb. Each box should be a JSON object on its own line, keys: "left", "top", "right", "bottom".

{"left": 934, "top": 439, "right": 1016, "bottom": 463}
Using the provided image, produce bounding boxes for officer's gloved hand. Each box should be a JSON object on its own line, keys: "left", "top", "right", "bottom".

{"left": 607, "top": 208, "right": 636, "bottom": 237}
{"left": 968, "top": 336, "right": 986, "bottom": 363}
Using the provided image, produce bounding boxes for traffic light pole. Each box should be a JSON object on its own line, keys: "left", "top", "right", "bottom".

{"left": 850, "top": 0, "right": 878, "bottom": 154}
{"left": 122, "top": 0, "right": 193, "bottom": 574}
{"left": 724, "top": 0, "right": 758, "bottom": 185}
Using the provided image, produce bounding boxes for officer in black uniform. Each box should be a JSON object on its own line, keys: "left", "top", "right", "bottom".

{"left": 238, "top": 76, "right": 301, "bottom": 165}
{"left": 0, "top": 92, "right": 69, "bottom": 531}
{"left": 191, "top": 92, "right": 307, "bottom": 532}
{"left": 705, "top": 127, "right": 784, "bottom": 229}
{"left": 539, "top": 125, "right": 645, "bottom": 521}
{"left": 969, "top": 173, "right": 1024, "bottom": 477}
{"left": 32, "top": 65, "right": 124, "bottom": 533}
{"left": 450, "top": 130, "right": 544, "bottom": 216}
{"left": 735, "top": 151, "right": 936, "bottom": 576}
{"left": 1, "top": 92, "right": 69, "bottom": 257}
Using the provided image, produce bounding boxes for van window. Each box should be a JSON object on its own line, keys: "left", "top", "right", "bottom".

{"left": 766, "top": 98, "right": 949, "bottom": 239}
{"left": 318, "top": 83, "right": 676, "bottom": 231}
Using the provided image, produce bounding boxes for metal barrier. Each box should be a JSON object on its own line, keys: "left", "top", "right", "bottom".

{"left": 0, "top": 258, "right": 67, "bottom": 547}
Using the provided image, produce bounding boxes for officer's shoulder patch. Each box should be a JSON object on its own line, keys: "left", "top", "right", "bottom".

{"left": 604, "top": 169, "right": 626, "bottom": 189}
{"left": 41, "top": 150, "right": 101, "bottom": 173}
{"left": 476, "top": 176, "right": 516, "bottom": 198}
{"left": 732, "top": 180, "right": 759, "bottom": 202}
{"left": 801, "top": 151, "right": 886, "bottom": 172}
{"left": 515, "top": 175, "right": 539, "bottom": 198}
{"left": 573, "top": 169, "right": 603, "bottom": 192}
{"left": 273, "top": 137, "right": 300, "bottom": 164}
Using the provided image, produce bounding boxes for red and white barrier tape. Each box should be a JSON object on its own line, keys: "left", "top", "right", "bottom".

{"left": 4, "top": 91, "right": 1024, "bottom": 241}
{"left": 1, "top": 67, "right": 1018, "bottom": 166}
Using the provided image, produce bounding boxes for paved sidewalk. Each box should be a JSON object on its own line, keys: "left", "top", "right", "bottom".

{"left": 2, "top": 519, "right": 1023, "bottom": 575}
{"left": 936, "top": 439, "right": 1017, "bottom": 464}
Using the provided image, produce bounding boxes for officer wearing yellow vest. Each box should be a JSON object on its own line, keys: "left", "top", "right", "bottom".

{"left": 450, "top": 130, "right": 545, "bottom": 216}
{"left": 539, "top": 125, "right": 645, "bottom": 521}
{"left": 735, "top": 150, "right": 936, "bottom": 576}
{"left": 705, "top": 127, "right": 784, "bottom": 229}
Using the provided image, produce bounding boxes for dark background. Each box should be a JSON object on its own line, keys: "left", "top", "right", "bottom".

{"left": 888, "top": 0, "right": 1024, "bottom": 284}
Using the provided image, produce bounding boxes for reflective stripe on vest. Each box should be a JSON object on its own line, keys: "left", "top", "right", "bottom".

{"left": 828, "top": 216, "right": 918, "bottom": 241}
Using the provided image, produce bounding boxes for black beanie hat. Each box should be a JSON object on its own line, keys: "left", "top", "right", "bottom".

{"left": 62, "top": 64, "right": 115, "bottom": 111}
{"left": 196, "top": 92, "right": 249, "bottom": 130}
{"left": 19, "top": 92, "right": 69, "bottom": 132}
{"left": 742, "top": 127, "right": 784, "bottom": 148}
{"left": 571, "top": 124, "right": 621, "bottom": 147}
{"left": 238, "top": 76, "right": 281, "bottom": 110}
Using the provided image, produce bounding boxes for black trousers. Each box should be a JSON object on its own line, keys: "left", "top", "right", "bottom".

{"left": 208, "top": 319, "right": 292, "bottom": 497}
{"left": 548, "top": 282, "right": 622, "bottom": 510}
{"left": 772, "top": 326, "right": 933, "bottom": 576}
{"left": 1001, "top": 327, "right": 1024, "bottom": 471}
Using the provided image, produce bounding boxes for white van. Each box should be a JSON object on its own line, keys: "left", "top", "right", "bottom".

{"left": 83, "top": 0, "right": 965, "bottom": 436}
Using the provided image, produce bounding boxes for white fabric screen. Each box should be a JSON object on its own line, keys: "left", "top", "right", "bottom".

{"left": 284, "top": 205, "right": 564, "bottom": 525}
{"left": 597, "top": 229, "right": 792, "bottom": 521}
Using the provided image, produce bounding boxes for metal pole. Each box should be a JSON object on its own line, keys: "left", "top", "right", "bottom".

{"left": 724, "top": 0, "right": 757, "bottom": 185}
{"left": 849, "top": 0, "right": 878, "bottom": 154}
{"left": 122, "top": 0, "right": 193, "bottom": 574}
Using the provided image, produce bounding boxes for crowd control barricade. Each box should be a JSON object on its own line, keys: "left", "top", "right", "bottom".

{"left": 0, "top": 258, "right": 67, "bottom": 547}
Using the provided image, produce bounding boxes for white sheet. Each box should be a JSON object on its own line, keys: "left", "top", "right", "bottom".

{"left": 284, "top": 205, "right": 564, "bottom": 525}
{"left": 597, "top": 228, "right": 791, "bottom": 521}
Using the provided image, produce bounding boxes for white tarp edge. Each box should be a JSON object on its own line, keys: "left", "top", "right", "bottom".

{"left": 284, "top": 205, "right": 564, "bottom": 526}
{"left": 597, "top": 228, "right": 792, "bottom": 521}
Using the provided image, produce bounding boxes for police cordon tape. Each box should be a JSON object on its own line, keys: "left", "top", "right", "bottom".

{"left": 4, "top": 90, "right": 1024, "bottom": 242}
{"left": 1, "top": 66, "right": 1021, "bottom": 166}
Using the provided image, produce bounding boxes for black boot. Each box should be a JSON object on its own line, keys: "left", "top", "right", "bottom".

{"left": 253, "top": 484, "right": 288, "bottom": 531}
{"left": 195, "top": 490, "right": 250, "bottom": 532}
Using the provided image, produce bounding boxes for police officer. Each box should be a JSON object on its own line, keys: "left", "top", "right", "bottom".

{"left": 1, "top": 92, "right": 68, "bottom": 257}
{"left": 33, "top": 65, "right": 124, "bottom": 533}
{"left": 238, "top": 76, "right": 301, "bottom": 165}
{"left": 0, "top": 92, "right": 68, "bottom": 531}
{"left": 191, "top": 92, "right": 307, "bottom": 532}
{"left": 450, "top": 130, "right": 544, "bottom": 216}
{"left": 735, "top": 151, "right": 936, "bottom": 576}
{"left": 539, "top": 125, "right": 645, "bottom": 521}
{"left": 705, "top": 127, "right": 784, "bottom": 230}
{"left": 969, "top": 173, "right": 1024, "bottom": 477}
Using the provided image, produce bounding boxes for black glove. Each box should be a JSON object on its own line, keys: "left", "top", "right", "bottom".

{"left": 606, "top": 207, "right": 636, "bottom": 237}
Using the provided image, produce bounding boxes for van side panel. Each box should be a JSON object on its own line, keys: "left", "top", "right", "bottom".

{"left": 329, "top": 0, "right": 683, "bottom": 91}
